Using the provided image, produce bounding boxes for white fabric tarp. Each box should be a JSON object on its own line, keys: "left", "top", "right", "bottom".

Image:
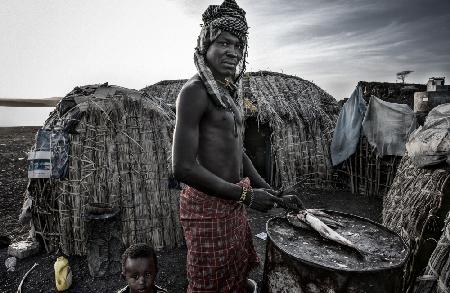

{"left": 331, "top": 87, "right": 366, "bottom": 166}
{"left": 406, "top": 103, "right": 450, "bottom": 167}
{"left": 362, "top": 96, "right": 416, "bottom": 157}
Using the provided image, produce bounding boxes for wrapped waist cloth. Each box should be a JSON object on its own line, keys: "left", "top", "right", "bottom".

{"left": 180, "top": 177, "right": 259, "bottom": 292}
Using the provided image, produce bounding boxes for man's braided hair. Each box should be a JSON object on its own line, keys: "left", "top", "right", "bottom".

{"left": 194, "top": 0, "right": 249, "bottom": 109}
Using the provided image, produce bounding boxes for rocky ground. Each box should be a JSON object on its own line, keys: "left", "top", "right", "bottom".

{"left": 0, "top": 126, "right": 382, "bottom": 292}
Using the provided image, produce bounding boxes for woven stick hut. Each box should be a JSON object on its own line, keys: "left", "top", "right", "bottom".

{"left": 142, "top": 71, "right": 340, "bottom": 189}
{"left": 27, "top": 84, "right": 184, "bottom": 255}
{"left": 414, "top": 211, "right": 450, "bottom": 292}
{"left": 240, "top": 71, "right": 340, "bottom": 188}
{"left": 383, "top": 155, "right": 450, "bottom": 292}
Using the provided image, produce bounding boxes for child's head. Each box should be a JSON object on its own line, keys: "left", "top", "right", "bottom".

{"left": 121, "top": 243, "right": 158, "bottom": 293}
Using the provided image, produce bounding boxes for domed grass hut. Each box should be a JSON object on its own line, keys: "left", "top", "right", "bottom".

{"left": 414, "top": 210, "right": 450, "bottom": 293}
{"left": 142, "top": 71, "right": 340, "bottom": 189}
{"left": 26, "top": 83, "right": 184, "bottom": 255}
{"left": 383, "top": 156, "right": 450, "bottom": 292}
{"left": 240, "top": 71, "right": 340, "bottom": 188}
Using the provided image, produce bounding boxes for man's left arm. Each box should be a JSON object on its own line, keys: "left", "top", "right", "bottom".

{"left": 242, "top": 152, "right": 272, "bottom": 189}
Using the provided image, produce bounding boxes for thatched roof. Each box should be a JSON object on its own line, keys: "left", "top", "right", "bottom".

{"left": 141, "top": 79, "right": 187, "bottom": 107}
{"left": 383, "top": 155, "right": 450, "bottom": 291}
{"left": 241, "top": 71, "right": 339, "bottom": 126}
{"left": 28, "top": 83, "right": 183, "bottom": 255}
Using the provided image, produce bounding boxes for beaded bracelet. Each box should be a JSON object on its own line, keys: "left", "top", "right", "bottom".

{"left": 247, "top": 188, "right": 254, "bottom": 208}
{"left": 239, "top": 186, "right": 248, "bottom": 203}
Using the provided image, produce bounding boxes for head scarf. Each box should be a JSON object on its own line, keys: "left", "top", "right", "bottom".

{"left": 194, "top": 0, "right": 248, "bottom": 110}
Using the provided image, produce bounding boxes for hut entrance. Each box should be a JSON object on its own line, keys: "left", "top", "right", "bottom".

{"left": 244, "top": 117, "right": 272, "bottom": 184}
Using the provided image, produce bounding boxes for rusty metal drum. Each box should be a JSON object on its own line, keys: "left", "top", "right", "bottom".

{"left": 262, "top": 211, "right": 409, "bottom": 293}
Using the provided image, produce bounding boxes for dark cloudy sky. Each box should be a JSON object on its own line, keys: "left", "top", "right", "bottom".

{"left": 1, "top": 0, "right": 449, "bottom": 125}
{"left": 226, "top": 0, "right": 450, "bottom": 98}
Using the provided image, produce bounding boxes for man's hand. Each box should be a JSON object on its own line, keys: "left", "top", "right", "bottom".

{"left": 246, "top": 188, "right": 282, "bottom": 212}
{"left": 279, "top": 194, "right": 305, "bottom": 211}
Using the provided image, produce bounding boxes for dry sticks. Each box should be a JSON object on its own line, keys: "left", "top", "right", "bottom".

{"left": 16, "top": 263, "right": 38, "bottom": 293}
{"left": 342, "top": 137, "right": 402, "bottom": 196}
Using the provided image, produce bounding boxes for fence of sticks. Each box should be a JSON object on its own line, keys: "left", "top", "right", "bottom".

{"left": 28, "top": 84, "right": 184, "bottom": 255}
{"left": 335, "top": 81, "right": 422, "bottom": 197}
{"left": 383, "top": 155, "right": 450, "bottom": 292}
{"left": 339, "top": 136, "right": 402, "bottom": 196}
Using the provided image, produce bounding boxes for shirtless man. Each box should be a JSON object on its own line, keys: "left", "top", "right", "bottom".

{"left": 172, "top": 0, "right": 282, "bottom": 291}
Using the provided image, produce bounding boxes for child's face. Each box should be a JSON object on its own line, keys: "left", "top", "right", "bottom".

{"left": 122, "top": 257, "right": 156, "bottom": 293}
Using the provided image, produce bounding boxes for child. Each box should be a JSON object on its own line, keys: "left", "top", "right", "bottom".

{"left": 118, "top": 243, "right": 167, "bottom": 293}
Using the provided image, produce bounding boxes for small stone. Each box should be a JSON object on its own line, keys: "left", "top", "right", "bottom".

{"left": 5, "top": 256, "right": 17, "bottom": 272}
{"left": 8, "top": 240, "right": 40, "bottom": 259}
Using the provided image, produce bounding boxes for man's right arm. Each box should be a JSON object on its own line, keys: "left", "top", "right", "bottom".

{"left": 172, "top": 80, "right": 280, "bottom": 212}
{"left": 172, "top": 81, "right": 243, "bottom": 201}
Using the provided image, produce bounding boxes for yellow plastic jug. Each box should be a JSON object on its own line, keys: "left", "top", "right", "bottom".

{"left": 54, "top": 256, "right": 72, "bottom": 291}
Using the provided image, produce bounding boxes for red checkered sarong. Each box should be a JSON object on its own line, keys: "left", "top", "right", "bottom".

{"left": 180, "top": 177, "right": 259, "bottom": 292}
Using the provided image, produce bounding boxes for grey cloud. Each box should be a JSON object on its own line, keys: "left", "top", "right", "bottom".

{"left": 267, "top": 1, "right": 449, "bottom": 43}
{"left": 169, "top": 0, "right": 450, "bottom": 97}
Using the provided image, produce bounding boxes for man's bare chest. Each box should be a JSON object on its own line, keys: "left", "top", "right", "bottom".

{"left": 202, "top": 102, "right": 243, "bottom": 135}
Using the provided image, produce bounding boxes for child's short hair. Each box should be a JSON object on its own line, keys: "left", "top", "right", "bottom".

{"left": 121, "top": 243, "right": 157, "bottom": 272}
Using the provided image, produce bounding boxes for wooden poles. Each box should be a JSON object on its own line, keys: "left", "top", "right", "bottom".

{"left": 342, "top": 137, "right": 402, "bottom": 197}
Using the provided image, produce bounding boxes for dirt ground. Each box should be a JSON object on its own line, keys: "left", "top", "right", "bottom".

{"left": 0, "top": 126, "right": 382, "bottom": 293}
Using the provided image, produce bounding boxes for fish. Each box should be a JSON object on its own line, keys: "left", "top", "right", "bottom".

{"left": 297, "top": 210, "right": 365, "bottom": 260}
{"left": 306, "top": 209, "right": 344, "bottom": 228}
{"left": 286, "top": 212, "right": 312, "bottom": 230}
{"left": 276, "top": 195, "right": 366, "bottom": 259}
{"left": 287, "top": 211, "right": 341, "bottom": 230}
